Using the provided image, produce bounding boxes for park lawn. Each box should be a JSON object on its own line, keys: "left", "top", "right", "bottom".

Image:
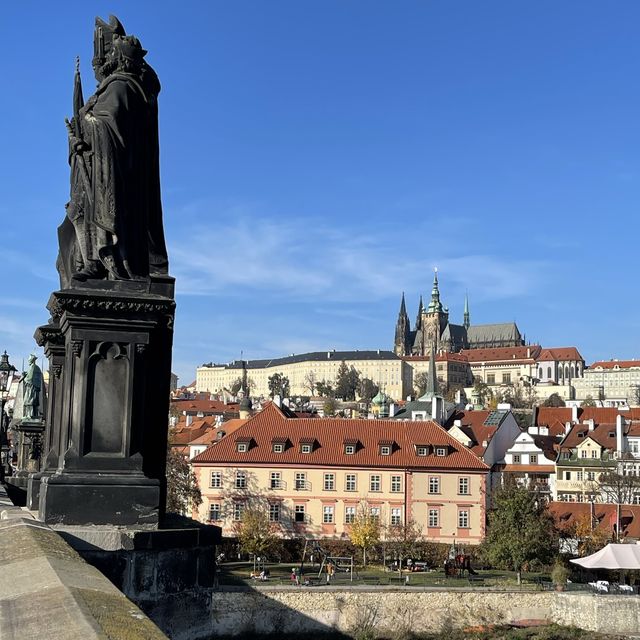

{"left": 218, "top": 561, "right": 551, "bottom": 589}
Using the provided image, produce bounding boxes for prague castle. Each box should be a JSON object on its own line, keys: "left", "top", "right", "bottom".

{"left": 394, "top": 270, "right": 524, "bottom": 356}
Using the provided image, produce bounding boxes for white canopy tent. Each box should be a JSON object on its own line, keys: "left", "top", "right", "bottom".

{"left": 570, "top": 543, "right": 640, "bottom": 570}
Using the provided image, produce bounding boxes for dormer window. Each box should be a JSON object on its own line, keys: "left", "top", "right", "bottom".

{"left": 345, "top": 444, "right": 356, "bottom": 455}
{"left": 301, "top": 443, "right": 312, "bottom": 454}
{"left": 272, "top": 443, "right": 284, "bottom": 453}
{"left": 380, "top": 445, "right": 391, "bottom": 456}
{"left": 299, "top": 437, "right": 316, "bottom": 453}
{"left": 578, "top": 432, "right": 585, "bottom": 438}
{"left": 416, "top": 446, "right": 428, "bottom": 456}
{"left": 435, "top": 447, "right": 447, "bottom": 457}
{"left": 343, "top": 438, "right": 360, "bottom": 454}
{"left": 237, "top": 442, "right": 248, "bottom": 453}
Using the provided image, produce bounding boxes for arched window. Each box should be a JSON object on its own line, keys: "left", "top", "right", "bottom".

{"left": 571, "top": 365, "right": 575, "bottom": 378}
{"left": 565, "top": 365, "right": 570, "bottom": 379}
{"left": 547, "top": 367, "right": 552, "bottom": 379}
{"left": 538, "top": 368, "right": 542, "bottom": 379}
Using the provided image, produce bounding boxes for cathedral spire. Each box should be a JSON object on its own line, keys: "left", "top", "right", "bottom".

{"left": 394, "top": 292, "right": 410, "bottom": 356}
{"left": 415, "top": 295, "right": 424, "bottom": 331}
{"left": 427, "top": 268, "right": 443, "bottom": 313}
{"left": 463, "top": 291, "right": 470, "bottom": 330}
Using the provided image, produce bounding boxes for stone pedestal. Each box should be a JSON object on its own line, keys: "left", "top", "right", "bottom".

{"left": 33, "top": 277, "right": 175, "bottom": 527}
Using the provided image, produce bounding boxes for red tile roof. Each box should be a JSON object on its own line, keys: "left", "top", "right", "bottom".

{"left": 191, "top": 402, "right": 488, "bottom": 471}
{"left": 445, "top": 410, "right": 500, "bottom": 457}
{"left": 171, "top": 399, "right": 239, "bottom": 414}
{"left": 534, "top": 407, "right": 573, "bottom": 437}
{"left": 589, "top": 360, "right": 640, "bottom": 370}
{"left": 549, "top": 502, "right": 640, "bottom": 540}
{"left": 402, "top": 352, "right": 469, "bottom": 363}
{"left": 560, "top": 422, "right": 618, "bottom": 451}
{"left": 536, "top": 347, "right": 583, "bottom": 362}
{"left": 460, "top": 345, "right": 541, "bottom": 363}
{"left": 170, "top": 419, "right": 214, "bottom": 446}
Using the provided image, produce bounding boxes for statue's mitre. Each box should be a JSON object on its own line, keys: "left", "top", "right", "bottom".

{"left": 94, "top": 15, "right": 126, "bottom": 62}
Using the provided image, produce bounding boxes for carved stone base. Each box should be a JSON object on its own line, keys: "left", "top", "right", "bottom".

{"left": 35, "top": 278, "right": 175, "bottom": 528}
{"left": 39, "top": 473, "right": 160, "bottom": 526}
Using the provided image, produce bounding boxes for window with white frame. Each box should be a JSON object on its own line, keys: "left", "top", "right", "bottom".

{"left": 370, "top": 475, "right": 381, "bottom": 492}
{"left": 513, "top": 454, "right": 521, "bottom": 464}
{"left": 323, "top": 473, "right": 335, "bottom": 491}
{"left": 344, "top": 444, "right": 356, "bottom": 455}
{"left": 270, "top": 472, "right": 281, "bottom": 489}
{"left": 390, "top": 508, "right": 402, "bottom": 525}
{"left": 580, "top": 450, "right": 587, "bottom": 458}
{"left": 416, "top": 446, "right": 428, "bottom": 456}
{"left": 269, "top": 502, "right": 280, "bottom": 522}
{"left": 428, "top": 476, "right": 440, "bottom": 494}
{"left": 300, "top": 443, "right": 312, "bottom": 454}
{"left": 294, "top": 504, "right": 305, "bottom": 523}
{"left": 345, "top": 506, "right": 356, "bottom": 524}
{"left": 345, "top": 474, "right": 357, "bottom": 491}
{"left": 370, "top": 506, "right": 380, "bottom": 521}
{"left": 237, "top": 442, "right": 248, "bottom": 452}
{"left": 458, "top": 510, "right": 469, "bottom": 528}
{"left": 428, "top": 509, "right": 439, "bottom": 528}
{"left": 391, "top": 475, "right": 402, "bottom": 492}
{"left": 209, "top": 503, "right": 221, "bottom": 521}
{"left": 435, "top": 447, "right": 446, "bottom": 457}
{"left": 323, "top": 505, "right": 334, "bottom": 524}
{"left": 529, "top": 454, "right": 538, "bottom": 464}
{"left": 586, "top": 471, "right": 595, "bottom": 481}
{"left": 458, "top": 477, "right": 469, "bottom": 495}
{"left": 210, "top": 471, "right": 222, "bottom": 488}
{"left": 272, "top": 443, "right": 284, "bottom": 453}
{"left": 591, "top": 450, "right": 598, "bottom": 459}
{"left": 235, "top": 471, "right": 246, "bottom": 489}
{"left": 577, "top": 471, "right": 583, "bottom": 481}
{"left": 295, "top": 472, "right": 307, "bottom": 490}
{"left": 380, "top": 445, "right": 391, "bottom": 456}
{"left": 233, "top": 502, "right": 245, "bottom": 521}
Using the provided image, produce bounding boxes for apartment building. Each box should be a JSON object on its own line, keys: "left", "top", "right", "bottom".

{"left": 191, "top": 402, "right": 489, "bottom": 544}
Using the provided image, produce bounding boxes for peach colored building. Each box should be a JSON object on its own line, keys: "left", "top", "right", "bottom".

{"left": 191, "top": 403, "right": 489, "bottom": 544}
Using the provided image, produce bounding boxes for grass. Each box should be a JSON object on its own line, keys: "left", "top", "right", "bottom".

{"left": 217, "top": 561, "right": 555, "bottom": 589}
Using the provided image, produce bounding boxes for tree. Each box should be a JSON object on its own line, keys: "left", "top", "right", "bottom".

{"left": 303, "top": 371, "right": 317, "bottom": 396}
{"left": 413, "top": 372, "right": 429, "bottom": 397}
{"left": 357, "top": 378, "right": 379, "bottom": 411}
{"left": 316, "top": 379, "right": 334, "bottom": 398}
{"left": 385, "top": 519, "right": 422, "bottom": 571}
{"left": 581, "top": 395, "right": 597, "bottom": 407}
{"left": 472, "top": 380, "right": 493, "bottom": 407}
{"left": 323, "top": 397, "right": 339, "bottom": 417}
{"left": 235, "top": 506, "right": 281, "bottom": 568}
{"left": 267, "top": 372, "right": 290, "bottom": 399}
{"left": 573, "top": 513, "right": 609, "bottom": 556}
{"left": 445, "top": 384, "right": 464, "bottom": 403}
{"left": 543, "top": 392, "right": 566, "bottom": 407}
{"left": 230, "top": 377, "right": 243, "bottom": 395}
{"left": 349, "top": 502, "right": 380, "bottom": 566}
{"left": 482, "top": 481, "right": 558, "bottom": 584}
{"left": 335, "top": 361, "right": 360, "bottom": 400}
{"left": 166, "top": 444, "right": 202, "bottom": 515}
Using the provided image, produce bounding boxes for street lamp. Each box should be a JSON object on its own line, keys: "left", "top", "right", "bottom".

{"left": 0, "top": 351, "right": 15, "bottom": 477}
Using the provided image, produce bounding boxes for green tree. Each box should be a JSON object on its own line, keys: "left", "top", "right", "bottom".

{"left": 357, "top": 378, "right": 379, "bottom": 411}
{"left": 581, "top": 395, "right": 596, "bottom": 407}
{"left": 323, "top": 397, "right": 339, "bottom": 416}
{"left": 473, "top": 380, "right": 493, "bottom": 407}
{"left": 267, "top": 372, "right": 290, "bottom": 399}
{"left": 482, "top": 482, "right": 558, "bottom": 584}
{"left": 542, "top": 392, "right": 566, "bottom": 407}
{"left": 316, "top": 379, "right": 334, "bottom": 398}
{"left": 235, "top": 506, "right": 281, "bottom": 568}
{"left": 349, "top": 502, "right": 380, "bottom": 566}
{"left": 166, "top": 440, "right": 202, "bottom": 515}
{"left": 335, "top": 361, "right": 360, "bottom": 400}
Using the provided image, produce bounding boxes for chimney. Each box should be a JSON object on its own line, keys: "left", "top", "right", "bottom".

{"left": 454, "top": 419, "right": 462, "bottom": 428}
{"left": 186, "top": 414, "right": 193, "bottom": 427}
{"left": 587, "top": 419, "right": 595, "bottom": 431}
{"left": 273, "top": 394, "right": 282, "bottom": 408}
{"left": 616, "top": 414, "right": 624, "bottom": 454}
{"left": 565, "top": 422, "right": 571, "bottom": 434}
{"left": 527, "top": 347, "right": 530, "bottom": 358}
{"left": 216, "top": 430, "right": 226, "bottom": 441}
{"left": 389, "top": 403, "right": 396, "bottom": 418}
{"left": 571, "top": 406, "right": 578, "bottom": 422}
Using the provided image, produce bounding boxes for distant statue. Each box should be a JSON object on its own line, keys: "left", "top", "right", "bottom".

{"left": 57, "top": 15, "right": 169, "bottom": 287}
{"left": 22, "top": 355, "right": 44, "bottom": 421}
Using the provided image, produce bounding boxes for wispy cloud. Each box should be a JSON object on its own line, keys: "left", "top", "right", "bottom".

{"left": 169, "top": 212, "right": 548, "bottom": 304}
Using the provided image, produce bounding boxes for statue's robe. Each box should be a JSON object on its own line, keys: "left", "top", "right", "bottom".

{"left": 58, "top": 64, "right": 169, "bottom": 286}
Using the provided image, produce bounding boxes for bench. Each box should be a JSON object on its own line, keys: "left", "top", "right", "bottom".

{"left": 468, "top": 576, "right": 485, "bottom": 585}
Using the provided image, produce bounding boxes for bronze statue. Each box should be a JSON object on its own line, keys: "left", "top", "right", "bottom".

{"left": 57, "top": 15, "right": 169, "bottom": 287}
{"left": 22, "top": 355, "right": 44, "bottom": 421}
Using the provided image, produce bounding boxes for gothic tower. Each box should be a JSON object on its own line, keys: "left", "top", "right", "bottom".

{"left": 421, "top": 269, "right": 447, "bottom": 355}
{"left": 463, "top": 292, "right": 470, "bottom": 330}
{"left": 394, "top": 292, "right": 411, "bottom": 356}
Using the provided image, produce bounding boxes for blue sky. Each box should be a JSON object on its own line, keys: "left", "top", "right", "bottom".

{"left": 1, "top": 1, "right": 639, "bottom": 383}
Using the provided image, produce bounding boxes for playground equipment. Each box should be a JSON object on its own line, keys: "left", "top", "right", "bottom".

{"left": 302, "top": 540, "right": 356, "bottom": 582}
{"left": 443, "top": 542, "right": 477, "bottom": 578}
